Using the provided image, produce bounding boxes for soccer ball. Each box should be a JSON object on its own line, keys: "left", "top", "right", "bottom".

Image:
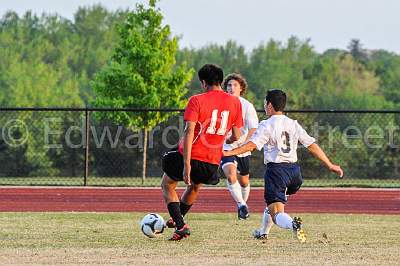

{"left": 140, "top": 213, "right": 166, "bottom": 238}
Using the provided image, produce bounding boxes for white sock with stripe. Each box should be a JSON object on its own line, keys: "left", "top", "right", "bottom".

{"left": 275, "top": 212, "right": 293, "bottom": 230}
{"left": 227, "top": 180, "right": 246, "bottom": 207}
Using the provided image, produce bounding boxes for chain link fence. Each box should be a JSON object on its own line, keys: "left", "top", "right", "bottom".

{"left": 0, "top": 108, "right": 399, "bottom": 187}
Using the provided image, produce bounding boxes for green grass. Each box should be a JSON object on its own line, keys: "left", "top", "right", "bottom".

{"left": 0, "top": 212, "right": 399, "bottom": 265}
{"left": 0, "top": 176, "right": 399, "bottom": 188}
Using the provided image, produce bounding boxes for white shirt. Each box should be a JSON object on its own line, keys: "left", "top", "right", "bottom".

{"left": 224, "top": 97, "right": 259, "bottom": 157}
{"left": 249, "top": 115, "right": 315, "bottom": 164}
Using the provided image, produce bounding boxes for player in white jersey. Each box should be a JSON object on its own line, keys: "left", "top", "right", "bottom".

{"left": 223, "top": 89, "right": 343, "bottom": 242}
{"left": 220, "top": 73, "right": 258, "bottom": 220}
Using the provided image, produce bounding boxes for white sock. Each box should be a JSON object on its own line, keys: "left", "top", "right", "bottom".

{"left": 275, "top": 212, "right": 293, "bottom": 230}
{"left": 260, "top": 207, "right": 273, "bottom": 234}
{"left": 241, "top": 184, "right": 250, "bottom": 203}
{"left": 227, "top": 180, "right": 246, "bottom": 207}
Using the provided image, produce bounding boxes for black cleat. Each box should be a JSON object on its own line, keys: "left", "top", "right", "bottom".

{"left": 238, "top": 205, "right": 249, "bottom": 220}
{"left": 253, "top": 229, "right": 268, "bottom": 240}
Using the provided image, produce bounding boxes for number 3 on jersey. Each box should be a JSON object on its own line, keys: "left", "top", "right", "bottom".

{"left": 206, "top": 109, "right": 230, "bottom": 135}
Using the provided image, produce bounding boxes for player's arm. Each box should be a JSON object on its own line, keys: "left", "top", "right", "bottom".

{"left": 244, "top": 128, "right": 257, "bottom": 142}
{"left": 307, "top": 143, "right": 343, "bottom": 178}
{"left": 182, "top": 121, "right": 196, "bottom": 185}
{"left": 224, "top": 121, "right": 268, "bottom": 156}
{"left": 223, "top": 141, "right": 257, "bottom": 157}
{"left": 225, "top": 126, "right": 241, "bottom": 144}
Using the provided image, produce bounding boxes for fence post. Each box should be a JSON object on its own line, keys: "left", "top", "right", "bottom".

{"left": 83, "top": 109, "right": 90, "bottom": 186}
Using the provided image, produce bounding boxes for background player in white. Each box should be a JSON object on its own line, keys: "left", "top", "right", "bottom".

{"left": 223, "top": 89, "right": 343, "bottom": 242}
{"left": 221, "top": 73, "right": 258, "bottom": 219}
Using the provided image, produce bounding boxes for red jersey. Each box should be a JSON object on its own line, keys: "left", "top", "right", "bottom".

{"left": 178, "top": 90, "right": 243, "bottom": 164}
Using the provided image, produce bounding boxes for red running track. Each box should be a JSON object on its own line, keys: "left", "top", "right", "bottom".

{"left": 0, "top": 187, "right": 399, "bottom": 214}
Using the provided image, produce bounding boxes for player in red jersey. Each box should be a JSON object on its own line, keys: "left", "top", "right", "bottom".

{"left": 161, "top": 64, "right": 244, "bottom": 241}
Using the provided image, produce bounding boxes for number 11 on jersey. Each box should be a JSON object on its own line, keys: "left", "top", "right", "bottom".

{"left": 206, "top": 109, "right": 230, "bottom": 135}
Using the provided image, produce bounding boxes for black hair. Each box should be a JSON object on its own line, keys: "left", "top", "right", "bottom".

{"left": 198, "top": 64, "right": 224, "bottom": 86}
{"left": 265, "top": 89, "right": 286, "bottom": 111}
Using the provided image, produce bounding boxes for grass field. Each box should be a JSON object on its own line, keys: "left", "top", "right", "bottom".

{"left": 0, "top": 176, "right": 399, "bottom": 188}
{"left": 0, "top": 212, "right": 399, "bottom": 265}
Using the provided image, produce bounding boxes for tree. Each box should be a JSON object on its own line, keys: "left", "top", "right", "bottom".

{"left": 305, "top": 53, "right": 386, "bottom": 109}
{"left": 92, "top": 0, "right": 193, "bottom": 182}
{"left": 348, "top": 39, "right": 368, "bottom": 65}
{"left": 247, "top": 37, "right": 316, "bottom": 108}
{"left": 0, "top": 11, "right": 84, "bottom": 177}
{"left": 71, "top": 5, "right": 130, "bottom": 103}
{"left": 368, "top": 50, "right": 400, "bottom": 105}
{"left": 300, "top": 54, "right": 393, "bottom": 179}
{"left": 177, "top": 40, "right": 249, "bottom": 97}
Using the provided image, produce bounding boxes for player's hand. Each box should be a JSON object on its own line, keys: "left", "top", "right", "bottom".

{"left": 329, "top": 164, "right": 343, "bottom": 178}
{"left": 183, "top": 164, "right": 191, "bottom": 185}
{"left": 225, "top": 131, "right": 233, "bottom": 144}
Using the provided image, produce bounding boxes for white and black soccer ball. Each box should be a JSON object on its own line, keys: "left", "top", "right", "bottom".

{"left": 140, "top": 213, "right": 166, "bottom": 238}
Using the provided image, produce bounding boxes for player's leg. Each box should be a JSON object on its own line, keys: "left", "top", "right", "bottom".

{"left": 161, "top": 149, "right": 191, "bottom": 240}
{"left": 222, "top": 157, "right": 248, "bottom": 219}
{"left": 260, "top": 163, "right": 306, "bottom": 242}
{"left": 268, "top": 201, "right": 305, "bottom": 242}
{"left": 264, "top": 163, "right": 293, "bottom": 229}
{"left": 268, "top": 201, "right": 291, "bottom": 229}
{"left": 253, "top": 206, "right": 273, "bottom": 239}
{"left": 168, "top": 183, "right": 202, "bottom": 241}
{"left": 225, "top": 164, "right": 246, "bottom": 206}
{"left": 238, "top": 174, "right": 250, "bottom": 202}
{"left": 237, "top": 156, "right": 251, "bottom": 203}
{"left": 164, "top": 180, "right": 202, "bottom": 229}
{"left": 161, "top": 173, "right": 185, "bottom": 229}
{"left": 180, "top": 182, "right": 202, "bottom": 216}
{"left": 282, "top": 164, "right": 306, "bottom": 242}
{"left": 253, "top": 167, "right": 276, "bottom": 239}
{"left": 161, "top": 174, "right": 191, "bottom": 241}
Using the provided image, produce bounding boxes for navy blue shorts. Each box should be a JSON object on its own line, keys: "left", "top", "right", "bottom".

{"left": 264, "top": 163, "right": 303, "bottom": 205}
{"left": 220, "top": 155, "right": 250, "bottom": 176}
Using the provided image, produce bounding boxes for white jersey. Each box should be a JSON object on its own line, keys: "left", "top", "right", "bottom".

{"left": 224, "top": 97, "right": 258, "bottom": 157}
{"left": 249, "top": 115, "right": 315, "bottom": 164}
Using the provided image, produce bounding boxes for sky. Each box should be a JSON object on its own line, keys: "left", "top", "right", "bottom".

{"left": 0, "top": 0, "right": 399, "bottom": 54}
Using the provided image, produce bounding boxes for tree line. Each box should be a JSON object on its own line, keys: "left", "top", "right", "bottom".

{"left": 0, "top": 4, "right": 399, "bottom": 180}
{"left": 1, "top": 6, "right": 400, "bottom": 110}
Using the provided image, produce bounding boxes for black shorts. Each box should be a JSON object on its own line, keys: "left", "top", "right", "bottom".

{"left": 220, "top": 155, "right": 250, "bottom": 176}
{"left": 264, "top": 162, "right": 303, "bottom": 205}
{"left": 162, "top": 149, "right": 220, "bottom": 185}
